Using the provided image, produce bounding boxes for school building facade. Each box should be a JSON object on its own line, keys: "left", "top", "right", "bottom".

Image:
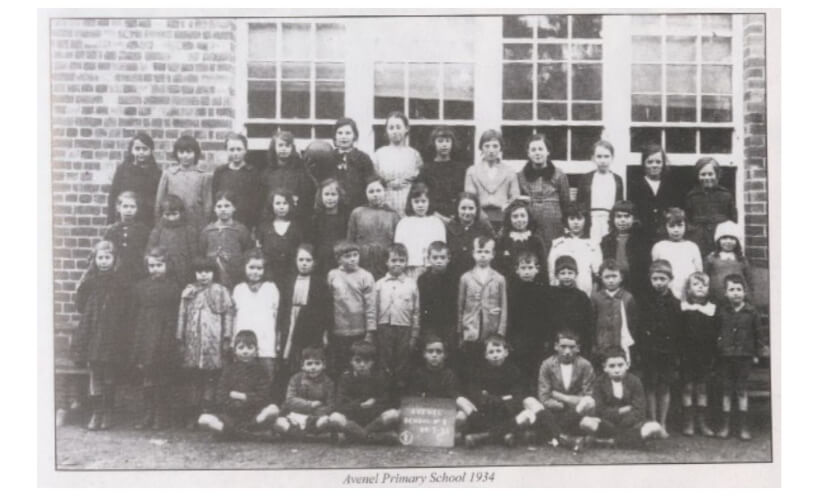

{"left": 50, "top": 13, "right": 770, "bottom": 331}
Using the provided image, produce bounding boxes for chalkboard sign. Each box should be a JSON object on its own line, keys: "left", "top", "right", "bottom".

{"left": 398, "top": 397, "right": 457, "bottom": 448}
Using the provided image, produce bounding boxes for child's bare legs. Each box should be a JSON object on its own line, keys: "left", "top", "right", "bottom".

{"left": 695, "top": 382, "right": 714, "bottom": 436}
{"left": 737, "top": 389, "right": 752, "bottom": 440}
{"left": 717, "top": 392, "right": 732, "bottom": 438}
{"left": 657, "top": 382, "right": 671, "bottom": 437}
{"left": 681, "top": 382, "right": 695, "bottom": 436}
{"left": 645, "top": 386, "right": 657, "bottom": 422}
{"left": 365, "top": 409, "right": 400, "bottom": 433}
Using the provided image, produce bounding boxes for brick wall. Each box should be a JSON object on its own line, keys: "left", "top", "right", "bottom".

{"left": 742, "top": 14, "right": 768, "bottom": 267}
{"left": 50, "top": 18, "right": 237, "bottom": 329}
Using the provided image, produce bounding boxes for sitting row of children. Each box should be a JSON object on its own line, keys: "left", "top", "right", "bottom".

{"left": 198, "top": 328, "right": 669, "bottom": 451}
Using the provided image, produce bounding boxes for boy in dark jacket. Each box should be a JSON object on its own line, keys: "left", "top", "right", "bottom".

{"left": 715, "top": 274, "right": 766, "bottom": 440}
{"left": 546, "top": 256, "right": 594, "bottom": 356}
{"left": 417, "top": 242, "right": 460, "bottom": 350}
{"left": 329, "top": 340, "right": 399, "bottom": 444}
{"left": 462, "top": 334, "right": 542, "bottom": 448}
{"left": 579, "top": 346, "right": 665, "bottom": 447}
{"left": 197, "top": 331, "right": 280, "bottom": 439}
{"left": 638, "top": 259, "right": 682, "bottom": 437}
{"left": 599, "top": 200, "right": 652, "bottom": 301}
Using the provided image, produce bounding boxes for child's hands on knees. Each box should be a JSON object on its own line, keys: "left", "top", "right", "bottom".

{"left": 229, "top": 391, "right": 247, "bottom": 401}
{"left": 456, "top": 396, "right": 477, "bottom": 415}
{"left": 618, "top": 405, "right": 632, "bottom": 415}
{"left": 311, "top": 400, "right": 322, "bottom": 409}
{"left": 360, "top": 398, "right": 376, "bottom": 409}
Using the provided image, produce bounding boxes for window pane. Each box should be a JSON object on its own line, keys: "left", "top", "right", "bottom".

{"left": 537, "top": 102, "right": 567, "bottom": 121}
{"left": 282, "top": 23, "right": 311, "bottom": 60}
{"left": 503, "top": 16, "right": 534, "bottom": 38}
{"left": 666, "top": 15, "right": 699, "bottom": 32}
{"left": 702, "top": 65, "right": 732, "bottom": 93}
{"left": 666, "top": 128, "right": 696, "bottom": 153}
{"left": 282, "top": 62, "right": 310, "bottom": 79}
{"left": 702, "top": 36, "right": 732, "bottom": 63}
{"left": 702, "top": 14, "right": 732, "bottom": 32}
{"left": 667, "top": 65, "right": 697, "bottom": 93}
{"left": 537, "top": 63, "right": 567, "bottom": 100}
{"left": 504, "top": 43, "right": 533, "bottom": 60}
{"left": 287, "top": 125, "right": 312, "bottom": 139}
{"left": 630, "top": 15, "right": 662, "bottom": 34}
{"left": 281, "top": 80, "right": 310, "bottom": 118}
{"left": 667, "top": 95, "right": 696, "bottom": 122}
{"left": 409, "top": 63, "right": 440, "bottom": 120}
{"left": 374, "top": 62, "right": 404, "bottom": 119}
{"left": 702, "top": 95, "right": 732, "bottom": 123}
{"left": 537, "top": 15, "right": 568, "bottom": 39}
{"left": 501, "top": 126, "right": 536, "bottom": 160}
{"left": 538, "top": 43, "right": 568, "bottom": 61}
{"left": 630, "top": 127, "right": 662, "bottom": 152}
{"left": 541, "top": 127, "right": 567, "bottom": 160}
{"left": 632, "top": 64, "right": 661, "bottom": 93}
{"left": 700, "top": 128, "right": 732, "bottom": 153}
{"left": 316, "top": 80, "right": 344, "bottom": 119}
{"left": 316, "top": 62, "right": 344, "bottom": 80}
{"left": 503, "top": 63, "right": 533, "bottom": 100}
{"left": 444, "top": 63, "right": 474, "bottom": 119}
{"left": 571, "top": 127, "right": 602, "bottom": 160}
{"left": 248, "top": 80, "right": 276, "bottom": 118}
{"left": 248, "top": 61, "right": 276, "bottom": 79}
{"left": 632, "top": 94, "right": 661, "bottom": 122}
{"left": 572, "top": 103, "right": 602, "bottom": 121}
{"left": 571, "top": 43, "right": 602, "bottom": 61}
{"left": 503, "top": 102, "right": 533, "bottom": 120}
{"left": 632, "top": 36, "right": 662, "bottom": 62}
{"left": 248, "top": 24, "right": 276, "bottom": 60}
{"left": 573, "top": 64, "right": 602, "bottom": 100}
{"left": 314, "top": 125, "right": 333, "bottom": 139}
{"left": 316, "top": 23, "right": 345, "bottom": 60}
{"left": 572, "top": 15, "right": 602, "bottom": 38}
{"left": 666, "top": 36, "right": 697, "bottom": 62}
{"left": 246, "top": 123, "right": 277, "bottom": 139}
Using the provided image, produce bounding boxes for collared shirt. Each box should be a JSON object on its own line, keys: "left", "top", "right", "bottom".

{"left": 612, "top": 380, "right": 623, "bottom": 399}
{"left": 375, "top": 273, "right": 420, "bottom": 333}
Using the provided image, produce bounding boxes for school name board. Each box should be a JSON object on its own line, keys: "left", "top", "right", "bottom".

{"left": 399, "top": 397, "right": 456, "bottom": 448}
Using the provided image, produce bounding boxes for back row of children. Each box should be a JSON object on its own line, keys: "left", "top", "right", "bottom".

{"left": 68, "top": 116, "right": 764, "bottom": 444}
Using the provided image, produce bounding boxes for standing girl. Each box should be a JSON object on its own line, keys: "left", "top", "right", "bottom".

{"left": 684, "top": 157, "right": 737, "bottom": 257}
{"left": 262, "top": 130, "right": 316, "bottom": 224}
{"left": 104, "top": 190, "right": 151, "bottom": 283}
{"left": 651, "top": 208, "right": 703, "bottom": 301}
{"left": 177, "top": 257, "right": 234, "bottom": 428}
{"left": 394, "top": 181, "right": 447, "bottom": 279}
{"left": 705, "top": 220, "right": 752, "bottom": 302}
{"left": 464, "top": 129, "right": 520, "bottom": 233}
{"left": 310, "top": 178, "right": 350, "bottom": 278}
{"left": 547, "top": 203, "right": 602, "bottom": 297}
{"left": 347, "top": 176, "right": 400, "bottom": 281}
{"left": 446, "top": 192, "right": 495, "bottom": 277}
{"left": 417, "top": 126, "right": 468, "bottom": 221}
{"left": 679, "top": 272, "right": 718, "bottom": 437}
{"left": 199, "top": 191, "right": 253, "bottom": 290}
{"left": 70, "top": 241, "right": 132, "bottom": 430}
{"left": 516, "top": 134, "right": 571, "bottom": 246}
{"left": 155, "top": 135, "right": 212, "bottom": 230}
{"left": 231, "top": 249, "right": 280, "bottom": 384}
{"left": 130, "top": 247, "right": 181, "bottom": 430}
{"left": 576, "top": 140, "right": 624, "bottom": 244}
{"left": 278, "top": 244, "right": 332, "bottom": 376}
{"left": 627, "top": 144, "right": 684, "bottom": 242}
{"left": 259, "top": 189, "right": 304, "bottom": 285}
{"left": 310, "top": 117, "right": 376, "bottom": 211}
{"left": 211, "top": 132, "right": 264, "bottom": 231}
{"left": 146, "top": 194, "right": 199, "bottom": 289}
{"left": 495, "top": 199, "right": 548, "bottom": 279}
{"left": 108, "top": 132, "right": 162, "bottom": 226}
{"left": 373, "top": 111, "right": 423, "bottom": 216}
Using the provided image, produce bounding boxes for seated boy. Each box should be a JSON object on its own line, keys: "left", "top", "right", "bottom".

{"left": 536, "top": 330, "right": 596, "bottom": 449}
{"left": 579, "top": 346, "right": 664, "bottom": 448}
{"left": 329, "top": 340, "right": 399, "bottom": 445}
{"left": 461, "top": 334, "right": 546, "bottom": 448}
{"left": 275, "top": 347, "right": 335, "bottom": 438}
{"left": 545, "top": 256, "right": 594, "bottom": 356}
{"left": 197, "top": 330, "right": 280, "bottom": 440}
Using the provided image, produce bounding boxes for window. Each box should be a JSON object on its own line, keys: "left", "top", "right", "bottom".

{"left": 501, "top": 15, "right": 603, "bottom": 162}
{"left": 629, "top": 14, "right": 736, "bottom": 155}
{"left": 246, "top": 22, "right": 345, "bottom": 141}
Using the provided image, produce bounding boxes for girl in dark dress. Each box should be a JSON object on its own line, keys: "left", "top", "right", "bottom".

{"left": 310, "top": 178, "right": 350, "bottom": 278}
{"left": 446, "top": 192, "right": 495, "bottom": 278}
{"left": 494, "top": 198, "right": 548, "bottom": 280}
{"left": 262, "top": 130, "right": 317, "bottom": 224}
{"left": 259, "top": 189, "right": 304, "bottom": 286}
{"left": 627, "top": 144, "right": 684, "bottom": 242}
{"left": 107, "top": 132, "right": 162, "bottom": 226}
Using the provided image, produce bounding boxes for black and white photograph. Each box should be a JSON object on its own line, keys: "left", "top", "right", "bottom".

{"left": 40, "top": 7, "right": 780, "bottom": 486}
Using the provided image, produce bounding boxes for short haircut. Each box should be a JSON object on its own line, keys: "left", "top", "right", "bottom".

{"left": 301, "top": 347, "right": 326, "bottom": 363}
{"left": 479, "top": 128, "right": 504, "bottom": 150}
{"left": 555, "top": 329, "right": 580, "bottom": 344}
{"left": 388, "top": 243, "right": 408, "bottom": 260}
{"left": 483, "top": 333, "right": 508, "bottom": 351}
{"left": 242, "top": 247, "right": 266, "bottom": 267}
{"left": 159, "top": 194, "right": 185, "bottom": 215}
{"left": 234, "top": 330, "right": 258, "bottom": 349}
{"left": 296, "top": 243, "right": 315, "bottom": 259}
{"left": 191, "top": 256, "right": 219, "bottom": 275}
{"left": 365, "top": 174, "right": 387, "bottom": 190}
{"left": 173, "top": 135, "right": 202, "bottom": 164}
{"left": 333, "top": 239, "right": 360, "bottom": 260}
{"left": 592, "top": 139, "right": 615, "bottom": 156}
{"left": 694, "top": 156, "right": 721, "bottom": 178}
{"left": 224, "top": 132, "right": 248, "bottom": 150}
{"left": 423, "top": 334, "right": 445, "bottom": 350}
{"left": 144, "top": 246, "right": 169, "bottom": 264}
{"left": 116, "top": 190, "right": 139, "bottom": 206}
{"left": 641, "top": 143, "right": 668, "bottom": 177}
{"left": 429, "top": 125, "right": 456, "bottom": 146}
{"left": 723, "top": 274, "right": 748, "bottom": 291}
{"left": 515, "top": 250, "right": 540, "bottom": 267}
{"left": 683, "top": 272, "right": 710, "bottom": 302}
{"left": 473, "top": 235, "right": 494, "bottom": 250}
{"left": 334, "top": 117, "right": 360, "bottom": 141}
{"left": 350, "top": 340, "right": 376, "bottom": 361}
{"left": 561, "top": 202, "right": 588, "bottom": 232}
{"left": 664, "top": 207, "right": 686, "bottom": 226}
{"left": 601, "top": 345, "right": 628, "bottom": 363}
{"left": 611, "top": 200, "right": 635, "bottom": 217}
{"left": 213, "top": 190, "right": 238, "bottom": 207}
{"left": 599, "top": 258, "right": 623, "bottom": 277}
{"left": 427, "top": 241, "right": 449, "bottom": 254}
{"left": 384, "top": 110, "right": 409, "bottom": 129}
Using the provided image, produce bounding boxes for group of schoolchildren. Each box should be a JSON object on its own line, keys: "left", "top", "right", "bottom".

{"left": 63, "top": 111, "right": 767, "bottom": 452}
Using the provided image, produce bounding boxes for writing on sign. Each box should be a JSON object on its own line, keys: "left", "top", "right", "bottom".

{"left": 398, "top": 396, "right": 456, "bottom": 448}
